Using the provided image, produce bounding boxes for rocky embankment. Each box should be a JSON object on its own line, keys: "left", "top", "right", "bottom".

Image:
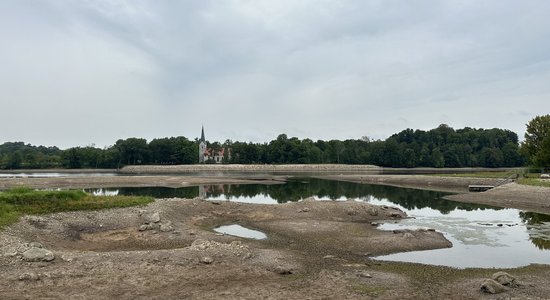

{"left": 120, "top": 164, "right": 382, "bottom": 174}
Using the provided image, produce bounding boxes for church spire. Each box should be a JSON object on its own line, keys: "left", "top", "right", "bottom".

{"left": 200, "top": 125, "right": 205, "bottom": 142}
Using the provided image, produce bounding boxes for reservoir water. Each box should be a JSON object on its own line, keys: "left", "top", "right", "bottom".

{"left": 83, "top": 178, "right": 550, "bottom": 268}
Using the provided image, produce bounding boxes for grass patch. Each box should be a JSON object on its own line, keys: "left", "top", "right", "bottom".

{"left": 0, "top": 187, "right": 153, "bottom": 229}
{"left": 517, "top": 177, "right": 550, "bottom": 188}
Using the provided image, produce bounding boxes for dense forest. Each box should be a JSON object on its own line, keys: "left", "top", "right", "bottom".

{"left": 0, "top": 124, "right": 525, "bottom": 169}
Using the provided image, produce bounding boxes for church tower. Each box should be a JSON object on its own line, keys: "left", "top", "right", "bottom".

{"left": 198, "top": 126, "right": 207, "bottom": 163}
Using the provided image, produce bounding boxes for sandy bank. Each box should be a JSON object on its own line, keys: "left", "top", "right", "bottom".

{"left": 317, "top": 174, "right": 502, "bottom": 193}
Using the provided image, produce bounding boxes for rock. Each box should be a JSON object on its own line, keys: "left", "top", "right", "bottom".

{"left": 211, "top": 201, "right": 222, "bottom": 205}
{"left": 199, "top": 256, "right": 214, "bottom": 264}
{"left": 159, "top": 222, "right": 174, "bottom": 232}
{"left": 139, "top": 223, "right": 157, "bottom": 231}
{"left": 540, "top": 174, "right": 550, "bottom": 179}
{"left": 368, "top": 207, "right": 378, "bottom": 216}
{"left": 480, "top": 279, "right": 509, "bottom": 294}
{"left": 427, "top": 228, "right": 436, "bottom": 232}
{"left": 18, "top": 273, "right": 41, "bottom": 281}
{"left": 323, "top": 255, "right": 336, "bottom": 259}
{"left": 347, "top": 209, "right": 358, "bottom": 216}
{"left": 370, "top": 222, "right": 379, "bottom": 226}
{"left": 29, "top": 242, "right": 43, "bottom": 248}
{"left": 301, "top": 207, "right": 310, "bottom": 213}
{"left": 357, "top": 272, "right": 372, "bottom": 278}
{"left": 22, "top": 248, "right": 55, "bottom": 262}
{"left": 390, "top": 213, "right": 402, "bottom": 218}
{"left": 403, "top": 232, "right": 414, "bottom": 239}
{"left": 492, "top": 271, "right": 517, "bottom": 287}
{"left": 273, "top": 266, "right": 293, "bottom": 275}
{"left": 140, "top": 211, "right": 161, "bottom": 224}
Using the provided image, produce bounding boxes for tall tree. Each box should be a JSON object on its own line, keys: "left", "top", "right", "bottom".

{"left": 521, "top": 114, "right": 550, "bottom": 167}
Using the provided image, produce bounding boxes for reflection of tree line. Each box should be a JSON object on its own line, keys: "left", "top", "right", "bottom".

{"left": 204, "top": 178, "right": 496, "bottom": 214}
{"left": 519, "top": 212, "right": 550, "bottom": 250}
{"left": 117, "top": 187, "right": 199, "bottom": 199}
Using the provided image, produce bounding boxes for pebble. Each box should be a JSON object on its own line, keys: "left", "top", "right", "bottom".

{"left": 200, "top": 256, "right": 214, "bottom": 264}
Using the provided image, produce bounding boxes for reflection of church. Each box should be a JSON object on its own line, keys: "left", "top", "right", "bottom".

{"left": 198, "top": 184, "right": 230, "bottom": 198}
{"left": 198, "top": 126, "right": 230, "bottom": 163}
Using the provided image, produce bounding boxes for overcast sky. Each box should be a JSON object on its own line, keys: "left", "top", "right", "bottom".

{"left": 1, "top": 1, "right": 549, "bottom": 149}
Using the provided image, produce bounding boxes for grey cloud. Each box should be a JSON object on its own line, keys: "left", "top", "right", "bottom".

{"left": 1, "top": 1, "right": 550, "bottom": 147}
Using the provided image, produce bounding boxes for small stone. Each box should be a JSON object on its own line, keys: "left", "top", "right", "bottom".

{"left": 200, "top": 256, "right": 214, "bottom": 264}
{"left": 368, "top": 207, "right": 378, "bottom": 216}
{"left": 370, "top": 222, "right": 379, "bottom": 226}
{"left": 18, "top": 273, "right": 41, "bottom": 281}
{"left": 480, "top": 279, "right": 509, "bottom": 294}
{"left": 403, "top": 232, "right": 414, "bottom": 239}
{"left": 492, "top": 271, "right": 517, "bottom": 287}
{"left": 357, "top": 272, "right": 372, "bottom": 278}
{"left": 392, "top": 230, "right": 402, "bottom": 234}
{"left": 497, "top": 224, "right": 503, "bottom": 227}
{"left": 189, "top": 231, "right": 196, "bottom": 235}
{"left": 160, "top": 222, "right": 174, "bottom": 232}
{"left": 138, "top": 225, "right": 149, "bottom": 231}
{"left": 427, "top": 228, "right": 436, "bottom": 232}
{"left": 323, "top": 255, "right": 336, "bottom": 259}
{"left": 211, "top": 201, "right": 222, "bottom": 205}
{"left": 390, "top": 213, "right": 402, "bottom": 218}
{"left": 29, "top": 242, "right": 43, "bottom": 248}
{"left": 273, "top": 266, "right": 293, "bottom": 275}
{"left": 22, "top": 248, "right": 54, "bottom": 262}
{"left": 230, "top": 241, "right": 242, "bottom": 247}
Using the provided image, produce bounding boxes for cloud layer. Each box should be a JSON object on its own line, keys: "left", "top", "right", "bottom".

{"left": 1, "top": 0, "right": 549, "bottom": 148}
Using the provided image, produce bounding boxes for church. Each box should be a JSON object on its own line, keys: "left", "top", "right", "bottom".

{"left": 198, "top": 126, "right": 230, "bottom": 163}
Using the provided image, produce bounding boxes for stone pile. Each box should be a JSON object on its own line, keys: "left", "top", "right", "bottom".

{"left": 138, "top": 210, "right": 174, "bottom": 232}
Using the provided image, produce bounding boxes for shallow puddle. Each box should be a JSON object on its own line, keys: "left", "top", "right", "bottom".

{"left": 213, "top": 224, "right": 267, "bottom": 240}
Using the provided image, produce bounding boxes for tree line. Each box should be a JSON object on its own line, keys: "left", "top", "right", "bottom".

{"left": 2, "top": 121, "right": 548, "bottom": 169}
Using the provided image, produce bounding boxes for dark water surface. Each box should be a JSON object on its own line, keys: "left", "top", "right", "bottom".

{"left": 84, "top": 178, "right": 550, "bottom": 268}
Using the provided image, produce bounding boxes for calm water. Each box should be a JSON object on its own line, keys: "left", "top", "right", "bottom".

{"left": 84, "top": 178, "right": 550, "bottom": 268}
{"left": 214, "top": 224, "right": 267, "bottom": 240}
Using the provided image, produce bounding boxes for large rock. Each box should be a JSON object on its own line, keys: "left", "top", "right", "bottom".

{"left": 140, "top": 211, "right": 161, "bottom": 224}
{"left": 22, "top": 248, "right": 55, "bottom": 262}
{"left": 480, "top": 279, "right": 508, "bottom": 294}
{"left": 492, "top": 271, "right": 517, "bottom": 287}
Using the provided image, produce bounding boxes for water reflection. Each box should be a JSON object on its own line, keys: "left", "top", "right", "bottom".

{"left": 83, "top": 178, "right": 550, "bottom": 266}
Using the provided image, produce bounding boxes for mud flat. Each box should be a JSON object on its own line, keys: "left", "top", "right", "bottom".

{"left": 0, "top": 175, "right": 283, "bottom": 190}
{"left": 445, "top": 182, "right": 550, "bottom": 215}
{"left": 1, "top": 170, "right": 550, "bottom": 298}
{"left": 0, "top": 198, "right": 450, "bottom": 299}
{"left": 320, "top": 174, "right": 550, "bottom": 215}
{"left": 3, "top": 197, "right": 549, "bottom": 299}
{"left": 317, "top": 174, "right": 502, "bottom": 193}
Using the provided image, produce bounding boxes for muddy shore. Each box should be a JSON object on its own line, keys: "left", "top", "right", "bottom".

{"left": 1, "top": 168, "right": 550, "bottom": 299}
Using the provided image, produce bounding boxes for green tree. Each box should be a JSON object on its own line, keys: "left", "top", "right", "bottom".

{"left": 521, "top": 114, "right": 550, "bottom": 167}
